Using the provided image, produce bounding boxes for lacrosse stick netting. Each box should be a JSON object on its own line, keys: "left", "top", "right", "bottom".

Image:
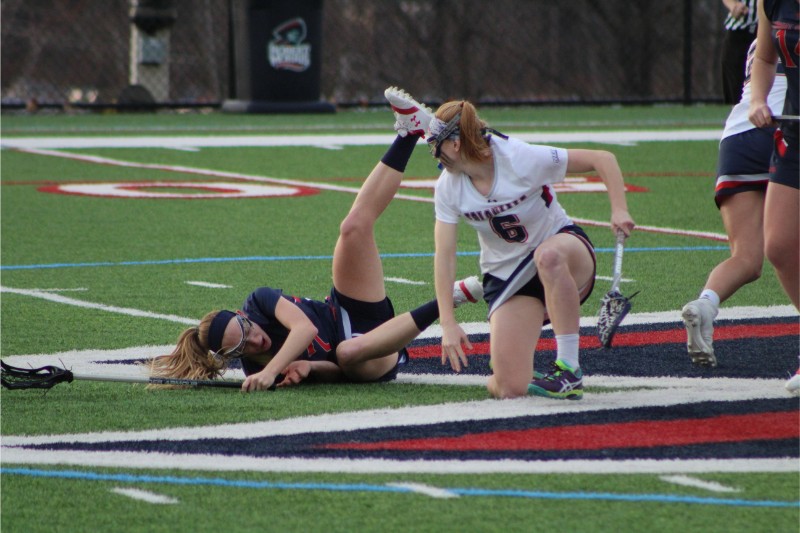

{"left": 597, "top": 232, "right": 639, "bottom": 348}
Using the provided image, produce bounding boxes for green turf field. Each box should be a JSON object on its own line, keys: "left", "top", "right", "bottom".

{"left": 1, "top": 105, "right": 798, "bottom": 533}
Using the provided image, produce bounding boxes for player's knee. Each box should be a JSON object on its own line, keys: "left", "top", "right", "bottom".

{"left": 534, "top": 247, "right": 565, "bottom": 279}
{"left": 338, "top": 212, "right": 368, "bottom": 240}
{"left": 335, "top": 340, "right": 357, "bottom": 366}
{"left": 335, "top": 337, "right": 364, "bottom": 366}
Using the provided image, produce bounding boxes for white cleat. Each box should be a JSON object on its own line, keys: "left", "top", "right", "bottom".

{"left": 681, "top": 298, "right": 718, "bottom": 367}
{"left": 453, "top": 276, "right": 483, "bottom": 308}
{"left": 786, "top": 370, "right": 800, "bottom": 397}
{"left": 384, "top": 86, "right": 433, "bottom": 138}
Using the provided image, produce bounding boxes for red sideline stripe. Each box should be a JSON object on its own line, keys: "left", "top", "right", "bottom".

{"left": 408, "top": 322, "right": 799, "bottom": 358}
{"left": 390, "top": 104, "right": 418, "bottom": 115}
{"left": 322, "top": 411, "right": 799, "bottom": 451}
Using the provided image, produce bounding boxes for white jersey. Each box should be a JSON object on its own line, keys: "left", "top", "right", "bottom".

{"left": 434, "top": 136, "right": 572, "bottom": 280}
{"left": 722, "top": 40, "right": 787, "bottom": 140}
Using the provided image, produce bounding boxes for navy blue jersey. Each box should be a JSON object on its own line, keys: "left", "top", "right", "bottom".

{"left": 765, "top": 0, "right": 799, "bottom": 142}
{"left": 242, "top": 287, "right": 340, "bottom": 365}
{"left": 237, "top": 287, "right": 401, "bottom": 377}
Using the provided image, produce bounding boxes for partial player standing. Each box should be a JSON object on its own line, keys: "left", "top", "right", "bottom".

{"left": 682, "top": 39, "right": 786, "bottom": 367}
{"left": 747, "top": 0, "right": 799, "bottom": 395}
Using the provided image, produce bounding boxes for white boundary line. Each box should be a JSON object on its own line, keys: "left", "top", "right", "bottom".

{"left": 11, "top": 145, "right": 729, "bottom": 242}
{"left": 0, "top": 129, "right": 723, "bottom": 150}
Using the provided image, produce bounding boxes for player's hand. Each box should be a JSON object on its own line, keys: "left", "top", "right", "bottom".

{"left": 611, "top": 209, "right": 635, "bottom": 237}
{"left": 730, "top": 1, "right": 749, "bottom": 18}
{"left": 242, "top": 369, "right": 277, "bottom": 392}
{"left": 441, "top": 322, "right": 472, "bottom": 373}
{"left": 276, "top": 360, "right": 311, "bottom": 387}
{"left": 748, "top": 102, "right": 775, "bottom": 128}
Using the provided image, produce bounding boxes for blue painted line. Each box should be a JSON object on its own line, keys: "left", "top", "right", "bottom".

{"left": 2, "top": 467, "right": 797, "bottom": 508}
{"left": 0, "top": 247, "right": 729, "bottom": 271}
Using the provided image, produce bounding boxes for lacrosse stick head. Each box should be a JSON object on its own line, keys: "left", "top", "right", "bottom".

{"left": 1, "top": 360, "right": 74, "bottom": 390}
{"left": 597, "top": 290, "right": 638, "bottom": 349}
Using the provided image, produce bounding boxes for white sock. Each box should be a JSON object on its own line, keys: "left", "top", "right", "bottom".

{"left": 699, "top": 289, "right": 720, "bottom": 311}
{"left": 556, "top": 334, "right": 580, "bottom": 370}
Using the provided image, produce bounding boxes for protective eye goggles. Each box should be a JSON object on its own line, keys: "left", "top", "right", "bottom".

{"left": 426, "top": 113, "right": 461, "bottom": 158}
{"left": 213, "top": 314, "right": 252, "bottom": 361}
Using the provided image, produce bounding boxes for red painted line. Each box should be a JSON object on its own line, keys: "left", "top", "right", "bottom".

{"left": 323, "top": 411, "right": 799, "bottom": 451}
{"left": 408, "top": 322, "right": 799, "bottom": 358}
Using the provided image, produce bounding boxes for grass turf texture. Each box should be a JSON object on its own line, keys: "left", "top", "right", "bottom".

{"left": 2, "top": 105, "right": 798, "bottom": 532}
{"left": 2, "top": 470, "right": 798, "bottom": 533}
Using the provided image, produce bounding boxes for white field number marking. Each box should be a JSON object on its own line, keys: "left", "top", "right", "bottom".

{"left": 110, "top": 487, "right": 179, "bottom": 504}
{"left": 659, "top": 475, "right": 741, "bottom": 493}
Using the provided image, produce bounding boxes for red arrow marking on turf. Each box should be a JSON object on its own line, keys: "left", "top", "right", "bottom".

{"left": 322, "top": 411, "right": 799, "bottom": 451}
{"left": 408, "top": 323, "right": 799, "bottom": 358}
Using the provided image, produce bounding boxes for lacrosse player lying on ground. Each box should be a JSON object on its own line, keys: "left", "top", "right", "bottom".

{"left": 150, "top": 88, "right": 482, "bottom": 392}
{"left": 422, "top": 94, "right": 635, "bottom": 400}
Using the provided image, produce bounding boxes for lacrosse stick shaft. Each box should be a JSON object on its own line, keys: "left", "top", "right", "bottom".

{"left": 70, "top": 372, "right": 244, "bottom": 388}
{"left": 775, "top": 115, "right": 800, "bottom": 121}
{"left": 610, "top": 231, "right": 625, "bottom": 292}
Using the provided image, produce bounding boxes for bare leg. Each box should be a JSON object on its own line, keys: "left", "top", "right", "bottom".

{"left": 332, "top": 160, "right": 407, "bottom": 303}
{"left": 763, "top": 182, "right": 800, "bottom": 309}
{"left": 486, "top": 296, "right": 544, "bottom": 398}
{"left": 336, "top": 312, "right": 423, "bottom": 381}
{"left": 533, "top": 233, "right": 595, "bottom": 336}
{"left": 705, "top": 191, "right": 765, "bottom": 301}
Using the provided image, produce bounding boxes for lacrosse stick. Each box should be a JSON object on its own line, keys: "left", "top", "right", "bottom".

{"left": 597, "top": 231, "right": 639, "bottom": 349}
{"left": 0, "top": 360, "right": 248, "bottom": 390}
{"left": 774, "top": 115, "right": 800, "bottom": 121}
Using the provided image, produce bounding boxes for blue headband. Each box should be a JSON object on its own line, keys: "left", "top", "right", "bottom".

{"left": 208, "top": 310, "right": 237, "bottom": 353}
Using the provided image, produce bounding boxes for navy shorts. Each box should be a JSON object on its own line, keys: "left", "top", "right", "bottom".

{"left": 482, "top": 224, "right": 596, "bottom": 325}
{"left": 714, "top": 128, "right": 773, "bottom": 207}
{"left": 329, "top": 288, "right": 407, "bottom": 382}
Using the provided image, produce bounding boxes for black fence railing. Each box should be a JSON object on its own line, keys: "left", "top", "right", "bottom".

{"left": 1, "top": 0, "right": 732, "bottom": 111}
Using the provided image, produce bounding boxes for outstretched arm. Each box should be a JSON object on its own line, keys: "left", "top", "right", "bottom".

{"left": 566, "top": 149, "right": 635, "bottom": 237}
{"left": 435, "top": 220, "right": 473, "bottom": 372}
{"left": 277, "top": 360, "right": 343, "bottom": 387}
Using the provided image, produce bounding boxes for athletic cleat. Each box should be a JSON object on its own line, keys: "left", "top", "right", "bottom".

{"left": 681, "top": 298, "right": 718, "bottom": 367}
{"left": 786, "top": 369, "right": 800, "bottom": 397}
{"left": 453, "top": 276, "right": 483, "bottom": 307}
{"left": 384, "top": 86, "right": 433, "bottom": 138}
{"left": 528, "top": 360, "right": 583, "bottom": 400}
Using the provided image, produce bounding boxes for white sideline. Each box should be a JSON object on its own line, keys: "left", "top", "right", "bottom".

{"left": 0, "top": 129, "right": 723, "bottom": 150}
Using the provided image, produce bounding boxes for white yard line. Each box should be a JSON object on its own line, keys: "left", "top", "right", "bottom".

{"left": 10, "top": 144, "right": 729, "bottom": 241}
{"left": 659, "top": 475, "right": 741, "bottom": 493}
{"left": 0, "top": 130, "right": 723, "bottom": 150}
{"left": 109, "top": 487, "right": 179, "bottom": 504}
{"left": 185, "top": 281, "right": 232, "bottom": 289}
{"left": 0, "top": 286, "right": 196, "bottom": 325}
{"left": 2, "top": 449, "right": 794, "bottom": 475}
{"left": 386, "top": 483, "right": 460, "bottom": 498}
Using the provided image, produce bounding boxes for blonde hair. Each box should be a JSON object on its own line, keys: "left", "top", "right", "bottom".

{"left": 148, "top": 310, "right": 227, "bottom": 384}
{"left": 435, "top": 100, "right": 491, "bottom": 163}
